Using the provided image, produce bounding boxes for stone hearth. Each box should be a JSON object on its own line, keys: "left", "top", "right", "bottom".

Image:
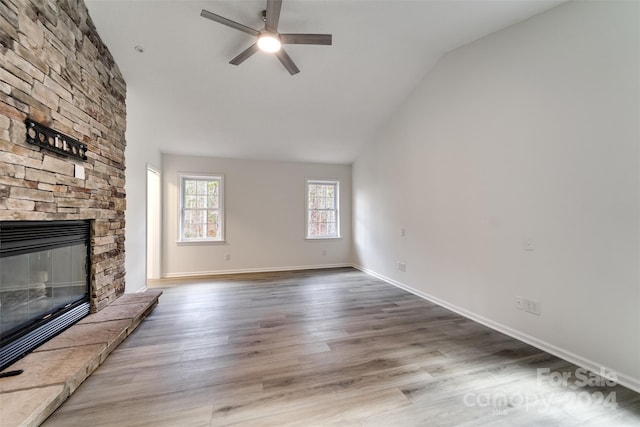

{"left": 0, "top": 290, "right": 162, "bottom": 427}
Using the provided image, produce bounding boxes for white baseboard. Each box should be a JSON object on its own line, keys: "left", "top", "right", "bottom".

{"left": 353, "top": 264, "right": 640, "bottom": 394}
{"left": 162, "top": 263, "right": 352, "bottom": 279}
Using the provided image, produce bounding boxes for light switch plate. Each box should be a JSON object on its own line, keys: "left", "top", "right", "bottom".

{"left": 75, "top": 164, "right": 85, "bottom": 179}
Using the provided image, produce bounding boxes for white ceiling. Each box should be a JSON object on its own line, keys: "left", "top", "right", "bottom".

{"left": 85, "top": 0, "right": 563, "bottom": 164}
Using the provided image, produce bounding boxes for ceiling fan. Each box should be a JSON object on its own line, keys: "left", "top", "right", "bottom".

{"left": 200, "top": 0, "right": 332, "bottom": 75}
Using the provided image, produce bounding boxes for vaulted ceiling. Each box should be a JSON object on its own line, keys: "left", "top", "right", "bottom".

{"left": 86, "top": 0, "right": 563, "bottom": 164}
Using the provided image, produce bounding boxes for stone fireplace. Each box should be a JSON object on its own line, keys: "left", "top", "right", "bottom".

{"left": 0, "top": 0, "right": 127, "bottom": 368}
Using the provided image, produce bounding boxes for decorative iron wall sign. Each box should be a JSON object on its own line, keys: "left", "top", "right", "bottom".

{"left": 25, "top": 119, "right": 88, "bottom": 161}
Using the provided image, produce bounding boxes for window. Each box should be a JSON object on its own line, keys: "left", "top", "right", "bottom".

{"left": 306, "top": 179, "right": 340, "bottom": 239}
{"left": 179, "top": 175, "right": 224, "bottom": 242}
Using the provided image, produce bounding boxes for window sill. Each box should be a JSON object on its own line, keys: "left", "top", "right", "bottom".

{"left": 305, "top": 236, "right": 342, "bottom": 241}
{"left": 177, "top": 240, "right": 226, "bottom": 245}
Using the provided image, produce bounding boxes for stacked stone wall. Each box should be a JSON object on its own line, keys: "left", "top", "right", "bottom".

{"left": 0, "top": 0, "right": 127, "bottom": 311}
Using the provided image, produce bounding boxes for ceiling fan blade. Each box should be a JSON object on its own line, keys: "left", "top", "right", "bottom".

{"left": 275, "top": 48, "right": 300, "bottom": 75}
{"left": 201, "top": 9, "right": 259, "bottom": 37}
{"left": 280, "top": 34, "right": 332, "bottom": 45}
{"left": 265, "top": 0, "right": 282, "bottom": 33}
{"left": 229, "top": 43, "right": 260, "bottom": 65}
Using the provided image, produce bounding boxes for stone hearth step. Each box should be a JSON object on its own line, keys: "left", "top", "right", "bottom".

{"left": 0, "top": 290, "right": 162, "bottom": 427}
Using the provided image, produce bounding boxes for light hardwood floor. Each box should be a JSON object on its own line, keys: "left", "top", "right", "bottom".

{"left": 43, "top": 268, "right": 640, "bottom": 426}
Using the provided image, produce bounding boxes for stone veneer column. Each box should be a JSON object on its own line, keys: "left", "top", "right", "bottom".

{"left": 0, "top": 0, "right": 127, "bottom": 311}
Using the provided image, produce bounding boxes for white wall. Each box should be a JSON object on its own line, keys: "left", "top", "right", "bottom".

{"left": 124, "top": 89, "right": 162, "bottom": 292}
{"left": 162, "top": 154, "right": 351, "bottom": 276}
{"left": 353, "top": 0, "right": 640, "bottom": 390}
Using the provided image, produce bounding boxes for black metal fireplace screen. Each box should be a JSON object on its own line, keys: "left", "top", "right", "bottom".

{"left": 0, "top": 220, "right": 91, "bottom": 371}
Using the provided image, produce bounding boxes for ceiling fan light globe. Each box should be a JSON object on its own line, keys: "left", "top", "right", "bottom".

{"left": 257, "top": 34, "right": 281, "bottom": 53}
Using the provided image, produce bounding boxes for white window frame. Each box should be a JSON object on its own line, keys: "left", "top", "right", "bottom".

{"left": 306, "top": 179, "right": 340, "bottom": 239}
{"left": 178, "top": 173, "right": 225, "bottom": 243}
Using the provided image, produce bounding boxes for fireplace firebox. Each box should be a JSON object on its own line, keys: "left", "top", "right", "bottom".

{"left": 0, "top": 220, "right": 91, "bottom": 371}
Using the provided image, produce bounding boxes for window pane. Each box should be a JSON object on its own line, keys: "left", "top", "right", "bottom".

{"left": 326, "top": 185, "right": 334, "bottom": 198}
{"left": 318, "top": 222, "right": 327, "bottom": 236}
{"left": 207, "top": 210, "right": 219, "bottom": 238}
{"left": 184, "top": 211, "right": 196, "bottom": 238}
{"left": 208, "top": 181, "right": 218, "bottom": 194}
{"left": 327, "top": 223, "right": 336, "bottom": 236}
{"left": 326, "top": 195, "right": 335, "bottom": 209}
{"left": 208, "top": 194, "right": 218, "bottom": 209}
{"left": 192, "top": 222, "right": 203, "bottom": 238}
{"left": 318, "top": 196, "right": 326, "bottom": 209}
{"left": 185, "top": 180, "right": 196, "bottom": 195}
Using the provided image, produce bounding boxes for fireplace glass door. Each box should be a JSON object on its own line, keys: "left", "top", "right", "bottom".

{"left": 0, "top": 220, "right": 91, "bottom": 370}
{"left": 0, "top": 243, "right": 88, "bottom": 339}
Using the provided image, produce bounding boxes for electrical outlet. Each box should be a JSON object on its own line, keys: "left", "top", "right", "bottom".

{"left": 224, "top": 253, "right": 231, "bottom": 261}
{"left": 322, "top": 249, "right": 327, "bottom": 256}
{"left": 515, "top": 296, "right": 524, "bottom": 310}
{"left": 401, "top": 228, "right": 406, "bottom": 237}
{"left": 398, "top": 262, "right": 406, "bottom": 272}
{"left": 523, "top": 238, "right": 535, "bottom": 252}
{"left": 529, "top": 300, "right": 541, "bottom": 315}
{"left": 524, "top": 299, "right": 541, "bottom": 315}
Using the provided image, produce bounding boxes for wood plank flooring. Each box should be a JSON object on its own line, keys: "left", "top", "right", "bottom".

{"left": 42, "top": 268, "right": 640, "bottom": 426}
